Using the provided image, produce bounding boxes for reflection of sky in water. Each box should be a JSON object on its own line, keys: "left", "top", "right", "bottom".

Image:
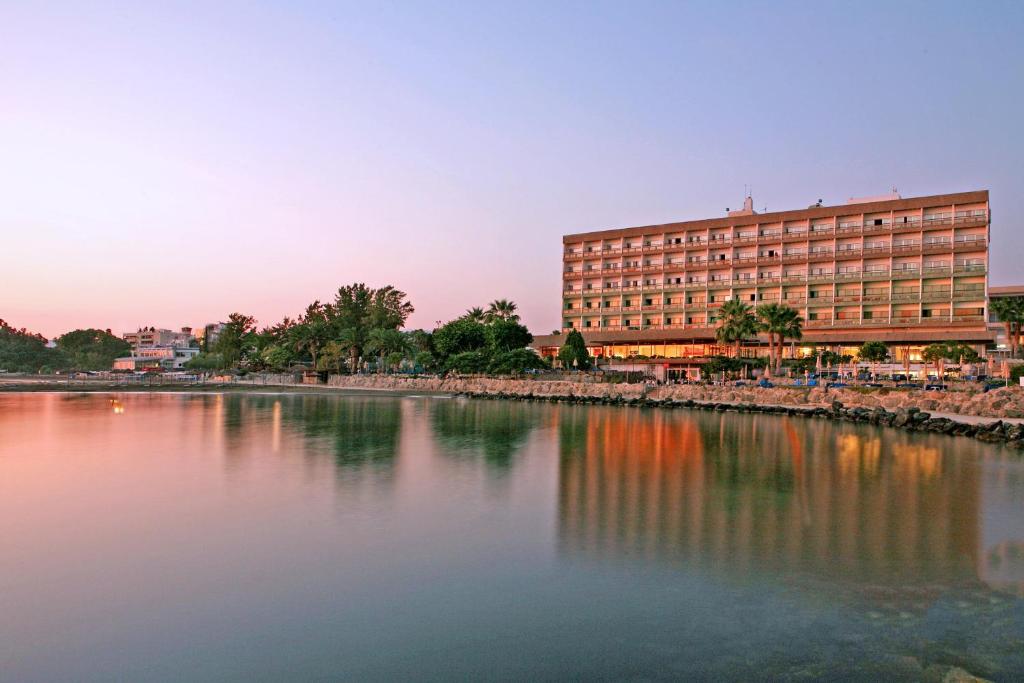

{"left": 0, "top": 393, "right": 1021, "bottom": 681}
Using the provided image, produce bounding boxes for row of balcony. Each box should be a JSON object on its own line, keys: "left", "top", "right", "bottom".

{"left": 564, "top": 239, "right": 988, "bottom": 274}
{"left": 563, "top": 214, "right": 989, "bottom": 258}
{"left": 563, "top": 313, "right": 988, "bottom": 333}
{"left": 563, "top": 267, "right": 987, "bottom": 293}
{"left": 568, "top": 289, "right": 986, "bottom": 311}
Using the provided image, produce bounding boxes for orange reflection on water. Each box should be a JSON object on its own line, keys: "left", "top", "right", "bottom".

{"left": 558, "top": 408, "right": 982, "bottom": 587}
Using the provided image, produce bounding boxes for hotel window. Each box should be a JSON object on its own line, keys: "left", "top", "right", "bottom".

{"left": 565, "top": 302, "right": 574, "bottom": 310}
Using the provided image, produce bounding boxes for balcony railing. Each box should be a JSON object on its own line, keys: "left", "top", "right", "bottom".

{"left": 953, "top": 214, "right": 987, "bottom": 227}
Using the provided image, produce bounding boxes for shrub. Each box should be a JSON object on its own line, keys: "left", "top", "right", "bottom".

{"left": 487, "top": 349, "right": 547, "bottom": 375}
{"left": 1010, "top": 364, "right": 1024, "bottom": 384}
{"left": 445, "top": 350, "right": 490, "bottom": 374}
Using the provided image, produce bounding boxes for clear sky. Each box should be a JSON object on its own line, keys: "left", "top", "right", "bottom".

{"left": 3, "top": 1, "right": 1023, "bottom": 338}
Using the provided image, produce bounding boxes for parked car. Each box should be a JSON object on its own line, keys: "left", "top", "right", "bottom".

{"left": 827, "top": 382, "right": 848, "bottom": 389}
{"left": 896, "top": 382, "right": 923, "bottom": 389}
{"left": 758, "top": 379, "right": 774, "bottom": 388}
{"left": 924, "top": 383, "right": 948, "bottom": 391}
{"left": 861, "top": 382, "right": 883, "bottom": 388}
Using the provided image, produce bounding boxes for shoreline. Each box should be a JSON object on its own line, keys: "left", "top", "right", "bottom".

{"left": 3, "top": 376, "right": 1023, "bottom": 448}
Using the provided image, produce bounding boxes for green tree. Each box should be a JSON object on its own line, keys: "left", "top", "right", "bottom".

{"left": 214, "top": 313, "right": 258, "bottom": 368}
{"left": 703, "top": 355, "right": 744, "bottom": 379}
{"left": 445, "top": 350, "right": 490, "bottom": 374}
{"left": 407, "top": 329, "right": 434, "bottom": 355}
{"left": 757, "top": 303, "right": 804, "bottom": 373}
{"left": 366, "top": 328, "right": 411, "bottom": 374}
{"left": 485, "top": 299, "right": 519, "bottom": 323}
{"left": 434, "top": 318, "right": 487, "bottom": 358}
{"left": 921, "top": 343, "right": 946, "bottom": 381}
{"left": 463, "top": 307, "right": 486, "bottom": 323}
{"left": 55, "top": 328, "right": 131, "bottom": 370}
{"left": 260, "top": 345, "right": 294, "bottom": 372}
{"left": 485, "top": 319, "right": 533, "bottom": 353}
{"left": 990, "top": 296, "right": 1024, "bottom": 359}
{"left": 184, "top": 352, "right": 226, "bottom": 371}
{"left": 319, "top": 341, "right": 350, "bottom": 374}
{"left": 289, "top": 302, "right": 331, "bottom": 370}
{"left": 945, "top": 343, "right": 981, "bottom": 365}
{"left": 715, "top": 299, "right": 759, "bottom": 359}
{"left": 487, "top": 349, "right": 548, "bottom": 375}
{"left": 331, "top": 284, "right": 414, "bottom": 372}
{"left": 0, "top": 320, "right": 60, "bottom": 373}
{"left": 857, "top": 341, "right": 890, "bottom": 380}
{"left": 414, "top": 350, "right": 438, "bottom": 373}
{"left": 557, "top": 329, "right": 592, "bottom": 370}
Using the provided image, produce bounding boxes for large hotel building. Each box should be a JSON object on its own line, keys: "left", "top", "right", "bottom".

{"left": 533, "top": 190, "right": 996, "bottom": 377}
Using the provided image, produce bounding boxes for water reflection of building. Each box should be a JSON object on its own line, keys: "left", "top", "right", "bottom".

{"left": 557, "top": 409, "right": 982, "bottom": 586}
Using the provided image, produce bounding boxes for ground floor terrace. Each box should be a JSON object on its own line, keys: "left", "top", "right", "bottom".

{"left": 531, "top": 325, "right": 999, "bottom": 381}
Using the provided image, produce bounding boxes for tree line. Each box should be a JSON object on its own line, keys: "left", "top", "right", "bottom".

{"left": 193, "top": 285, "right": 546, "bottom": 375}
{"left": 0, "top": 320, "right": 131, "bottom": 373}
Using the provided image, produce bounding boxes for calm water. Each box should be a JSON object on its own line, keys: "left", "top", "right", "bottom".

{"left": 1, "top": 392, "right": 1023, "bottom": 682}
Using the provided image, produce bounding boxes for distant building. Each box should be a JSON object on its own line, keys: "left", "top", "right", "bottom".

{"left": 199, "top": 322, "right": 226, "bottom": 350}
{"left": 113, "top": 347, "right": 199, "bottom": 371}
{"left": 123, "top": 327, "right": 193, "bottom": 349}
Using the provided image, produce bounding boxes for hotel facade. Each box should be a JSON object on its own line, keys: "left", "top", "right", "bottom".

{"left": 533, "top": 190, "right": 995, "bottom": 377}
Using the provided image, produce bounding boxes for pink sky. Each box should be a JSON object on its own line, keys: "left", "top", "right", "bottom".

{"left": 3, "top": 3, "right": 1023, "bottom": 339}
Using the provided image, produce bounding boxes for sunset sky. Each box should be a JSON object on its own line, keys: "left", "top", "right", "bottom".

{"left": 3, "top": 1, "right": 1023, "bottom": 338}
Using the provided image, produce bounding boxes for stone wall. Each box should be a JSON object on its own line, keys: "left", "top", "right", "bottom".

{"left": 327, "top": 374, "right": 1024, "bottom": 420}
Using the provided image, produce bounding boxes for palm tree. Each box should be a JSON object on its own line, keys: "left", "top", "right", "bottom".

{"left": 715, "top": 299, "right": 759, "bottom": 361}
{"left": 289, "top": 302, "right": 331, "bottom": 370}
{"left": 485, "top": 299, "right": 519, "bottom": 323}
{"left": 990, "top": 296, "right": 1024, "bottom": 359}
{"left": 757, "top": 303, "right": 804, "bottom": 374}
{"left": 366, "top": 328, "right": 411, "bottom": 373}
{"left": 464, "top": 307, "right": 486, "bottom": 323}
